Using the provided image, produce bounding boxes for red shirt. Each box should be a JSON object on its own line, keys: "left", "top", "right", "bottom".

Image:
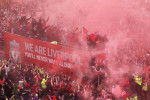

{"left": 32, "top": 85, "right": 37, "bottom": 94}
{"left": 52, "top": 96, "right": 57, "bottom": 100}
{"left": 25, "top": 83, "right": 30, "bottom": 87}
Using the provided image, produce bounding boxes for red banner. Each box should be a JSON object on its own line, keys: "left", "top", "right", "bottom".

{"left": 4, "top": 32, "right": 90, "bottom": 77}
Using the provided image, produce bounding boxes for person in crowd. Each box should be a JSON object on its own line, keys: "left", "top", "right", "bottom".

{"left": 4, "top": 64, "right": 9, "bottom": 77}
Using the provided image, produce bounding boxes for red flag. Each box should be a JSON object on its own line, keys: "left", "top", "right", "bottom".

{"left": 82, "top": 27, "right": 88, "bottom": 39}
{"left": 121, "top": 88, "right": 130, "bottom": 99}
{"left": 42, "top": 19, "right": 47, "bottom": 29}
{"left": 88, "top": 33, "right": 98, "bottom": 41}
{"left": 83, "top": 27, "right": 88, "bottom": 34}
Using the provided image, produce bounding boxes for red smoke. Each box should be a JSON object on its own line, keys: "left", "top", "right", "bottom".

{"left": 39, "top": 0, "right": 150, "bottom": 97}
{"left": 14, "top": 0, "right": 150, "bottom": 98}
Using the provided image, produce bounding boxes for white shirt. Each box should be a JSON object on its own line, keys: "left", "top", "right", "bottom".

{"left": 4, "top": 65, "right": 9, "bottom": 76}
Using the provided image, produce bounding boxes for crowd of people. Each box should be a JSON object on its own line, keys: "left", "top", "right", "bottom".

{"left": 6, "top": 14, "right": 107, "bottom": 49}
{"left": 1, "top": 0, "right": 150, "bottom": 100}
{"left": 0, "top": 0, "right": 108, "bottom": 50}
{"left": 0, "top": 57, "right": 115, "bottom": 100}
{"left": 0, "top": 55, "right": 150, "bottom": 100}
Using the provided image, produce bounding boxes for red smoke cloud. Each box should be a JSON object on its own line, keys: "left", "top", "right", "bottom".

{"left": 39, "top": 0, "right": 150, "bottom": 97}
{"left": 14, "top": 0, "right": 150, "bottom": 98}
